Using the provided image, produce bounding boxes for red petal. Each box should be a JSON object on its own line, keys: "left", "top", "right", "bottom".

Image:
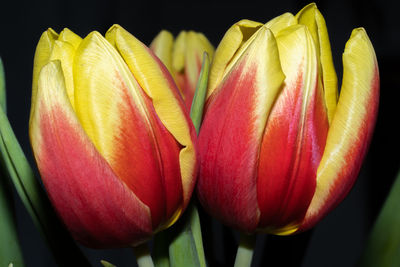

{"left": 111, "top": 84, "right": 183, "bottom": 228}
{"left": 31, "top": 62, "right": 153, "bottom": 247}
{"left": 72, "top": 32, "right": 183, "bottom": 229}
{"left": 198, "top": 27, "right": 284, "bottom": 232}
{"left": 256, "top": 72, "right": 328, "bottom": 234}
{"left": 256, "top": 25, "right": 329, "bottom": 234}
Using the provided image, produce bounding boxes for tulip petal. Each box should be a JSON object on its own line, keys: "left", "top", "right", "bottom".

{"left": 30, "top": 61, "right": 153, "bottom": 247}
{"left": 172, "top": 31, "right": 187, "bottom": 74}
{"left": 150, "top": 30, "right": 186, "bottom": 100}
{"left": 300, "top": 28, "right": 379, "bottom": 231}
{"left": 256, "top": 25, "right": 329, "bottom": 234}
{"left": 105, "top": 25, "right": 198, "bottom": 228}
{"left": 49, "top": 40, "right": 76, "bottom": 108}
{"left": 150, "top": 30, "right": 174, "bottom": 75}
{"left": 58, "top": 28, "right": 82, "bottom": 50}
{"left": 173, "top": 31, "right": 214, "bottom": 108}
{"left": 198, "top": 26, "right": 285, "bottom": 232}
{"left": 265, "top": 12, "right": 298, "bottom": 35}
{"left": 185, "top": 32, "right": 214, "bottom": 93}
{"left": 296, "top": 3, "right": 338, "bottom": 123}
{"left": 214, "top": 14, "right": 295, "bottom": 100}
{"left": 31, "top": 28, "right": 58, "bottom": 123}
{"left": 74, "top": 31, "right": 184, "bottom": 229}
{"left": 207, "top": 19, "right": 262, "bottom": 98}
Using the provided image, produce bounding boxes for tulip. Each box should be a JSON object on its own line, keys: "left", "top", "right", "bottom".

{"left": 197, "top": 4, "right": 379, "bottom": 235}
{"left": 150, "top": 30, "right": 214, "bottom": 109}
{"left": 29, "top": 25, "right": 198, "bottom": 248}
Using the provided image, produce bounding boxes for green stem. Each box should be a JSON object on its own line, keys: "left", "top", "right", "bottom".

{"left": 133, "top": 243, "right": 155, "bottom": 267}
{"left": 234, "top": 233, "right": 256, "bottom": 267}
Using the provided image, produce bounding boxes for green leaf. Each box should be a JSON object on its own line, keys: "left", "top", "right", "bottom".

{"left": 190, "top": 52, "right": 210, "bottom": 134}
{"left": 169, "top": 204, "right": 206, "bottom": 267}
{"left": 0, "top": 106, "right": 90, "bottom": 267}
{"left": 0, "top": 58, "right": 24, "bottom": 267}
{"left": 358, "top": 170, "right": 400, "bottom": 267}
{"left": 0, "top": 172, "right": 25, "bottom": 267}
{"left": 100, "top": 260, "right": 116, "bottom": 267}
{"left": 0, "top": 57, "right": 6, "bottom": 111}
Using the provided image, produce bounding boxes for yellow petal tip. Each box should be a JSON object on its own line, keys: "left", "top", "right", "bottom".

{"left": 351, "top": 27, "right": 367, "bottom": 35}
{"left": 106, "top": 24, "right": 124, "bottom": 36}
{"left": 236, "top": 19, "right": 263, "bottom": 27}
{"left": 85, "top": 31, "right": 106, "bottom": 43}
{"left": 305, "top": 2, "right": 317, "bottom": 9}
{"left": 296, "top": 2, "right": 318, "bottom": 19}
{"left": 46, "top": 28, "right": 58, "bottom": 36}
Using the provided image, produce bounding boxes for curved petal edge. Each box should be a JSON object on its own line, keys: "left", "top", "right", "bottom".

{"left": 299, "top": 28, "right": 379, "bottom": 231}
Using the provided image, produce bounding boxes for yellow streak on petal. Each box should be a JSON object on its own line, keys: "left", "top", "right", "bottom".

{"left": 30, "top": 60, "right": 74, "bottom": 161}
{"left": 265, "top": 224, "right": 298, "bottom": 236}
{"left": 275, "top": 25, "right": 318, "bottom": 118}
{"left": 303, "top": 28, "right": 378, "bottom": 227}
{"left": 73, "top": 31, "right": 147, "bottom": 161}
{"left": 31, "top": 28, "right": 58, "bottom": 124}
{"left": 296, "top": 3, "right": 338, "bottom": 123}
{"left": 49, "top": 40, "right": 76, "bottom": 109}
{"left": 105, "top": 25, "right": 197, "bottom": 211}
{"left": 30, "top": 60, "right": 75, "bottom": 159}
{"left": 159, "top": 207, "right": 182, "bottom": 231}
{"left": 233, "top": 25, "right": 286, "bottom": 143}
{"left": 207, "top": 19, "right": 262, "bottom": 98}
{"left": 259, "top": 25, "right": 319, "bottom": 235}
{"left": 224, "top": 14, "right": 296, "bottom": 86}
{"left": 250, "top": 26, "right": 286, "bottom": 148}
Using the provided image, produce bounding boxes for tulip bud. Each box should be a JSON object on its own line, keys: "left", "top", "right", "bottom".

{"left": 150, "top": 30, "right": 214, "bottom": 109}
{"left": 29, "top": 25, "right": 198, "bottom": 248}
{"left": 197, "top": 4, "right": 379, "bottom": 234}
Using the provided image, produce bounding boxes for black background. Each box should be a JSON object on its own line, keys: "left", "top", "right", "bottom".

{"left": 0, "top": 0, "right": 399, "bottom": 266}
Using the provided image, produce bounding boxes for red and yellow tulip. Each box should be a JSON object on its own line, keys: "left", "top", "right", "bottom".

{"left": 197, "top": 4, "right": 379, "bottom": 235}
{"left": 29, "top": 25, "right": 198, "bottom": 248}
{"left": 150, "top": 30, "right": 214, "bottom": 109}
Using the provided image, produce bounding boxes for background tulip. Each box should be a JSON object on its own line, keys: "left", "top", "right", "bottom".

{"left": 197, "top": 4, "right": 379, "bottom": 235}
{"left": 29, "top": 25, "right": 198, "bottom": 248}
{"left": 150, "top": 30, "right": 214, "bottom": 109}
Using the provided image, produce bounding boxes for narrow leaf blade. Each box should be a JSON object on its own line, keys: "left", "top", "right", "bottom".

{"left": 169, "top": 206, "right": 201, "bottom": 267}
{"left": 0, "top": 57, "right": 6, "bottom": 111}
{"left": 186, "top": 205, "right": 206, "bottom": 267}
{"left": 0, "top": 57, "right": 24, "bottom": 267}
{"left": 0, "top": 173, "right": 25, "bottom": 267}
{"left": 190, "top": 52, "right": 210, "bottom": 134}
{"left": 169, "top": 204, "right": 206, "bottom": 267}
